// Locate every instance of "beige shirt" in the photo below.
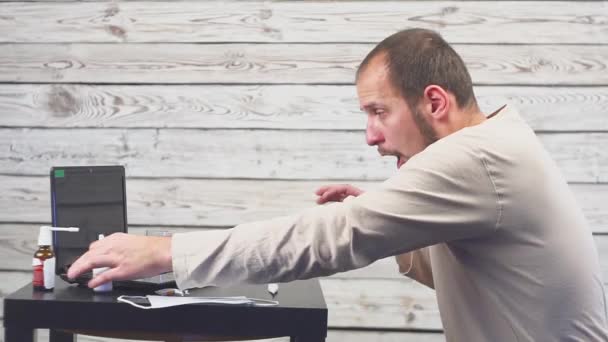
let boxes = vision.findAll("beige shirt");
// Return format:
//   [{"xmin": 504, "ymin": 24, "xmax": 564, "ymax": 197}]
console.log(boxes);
[{"xmin": 172, "ymin": 106, "xmax": 608, "ymax": 341}]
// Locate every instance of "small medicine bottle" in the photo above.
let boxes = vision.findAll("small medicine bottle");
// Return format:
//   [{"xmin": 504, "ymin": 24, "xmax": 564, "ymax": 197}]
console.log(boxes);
[
  {"xmin": 33, "ymin": 226, "xmax": 79, "ymax": 291},
  {"xmin": 32, "ymin": 242, "xmax": 55, "ymax": 291}
]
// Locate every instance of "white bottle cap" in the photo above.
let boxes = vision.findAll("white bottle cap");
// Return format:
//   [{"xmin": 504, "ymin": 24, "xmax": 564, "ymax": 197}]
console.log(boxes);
[{"xmin": 38, "ymin": 226, "xmax": 52, "ymax": 246}]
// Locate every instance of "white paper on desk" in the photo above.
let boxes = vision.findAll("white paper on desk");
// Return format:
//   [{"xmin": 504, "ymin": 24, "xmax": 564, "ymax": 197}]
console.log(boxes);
[{"xmin": 117, "ymin": 295, "xmax": 278, "ymax": 309}]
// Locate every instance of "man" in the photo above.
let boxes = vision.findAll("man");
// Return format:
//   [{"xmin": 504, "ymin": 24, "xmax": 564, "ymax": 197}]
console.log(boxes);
[{"xmin": 68, "ymin": 29, "xmax": 608, "ymax": 340}]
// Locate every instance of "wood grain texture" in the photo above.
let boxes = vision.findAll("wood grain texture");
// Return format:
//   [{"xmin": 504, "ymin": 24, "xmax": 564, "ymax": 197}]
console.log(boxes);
[
  {"xmin": 0, "ymin": 0, "xmax": 603, "ymax": 339},
  {"xmin": 323, "ymin": 278, "xmax": 440, "ymax": 329},
  {"xmin": 0, "ymin": 1, "xmax": 605, "ymax": 44},
  {"xmin": 1, "ymin": 44, "xmax": 606, "ymax": 85},
  {"xmin": 1, "ymin": 129, "xmax": 608, "ymax": 182},
  {"xmin": 327, "ymin": 330, "xmax": 445, "ymax": 342},
  {"xmin": 1, "ymin": 84, "xmax": 607, "ymax": 131},
  {"xmin": 1, "ymin": 177, "xmax": 607, "ymax": 231}
]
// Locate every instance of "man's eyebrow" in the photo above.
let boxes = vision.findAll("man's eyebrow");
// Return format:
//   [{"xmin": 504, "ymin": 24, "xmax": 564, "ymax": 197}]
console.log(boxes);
[{"xmin": 360, "ymin": 102, "xmax": 383, "ymax": 111}]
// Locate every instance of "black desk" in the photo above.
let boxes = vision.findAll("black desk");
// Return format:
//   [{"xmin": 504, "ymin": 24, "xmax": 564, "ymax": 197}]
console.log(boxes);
[{"xmin": 4, "ymin": 277, "xmax": 327, "ymax": 342}]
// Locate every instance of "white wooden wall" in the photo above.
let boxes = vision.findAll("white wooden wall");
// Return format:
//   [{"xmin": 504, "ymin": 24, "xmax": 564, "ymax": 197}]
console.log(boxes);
[{"xmin": 1, "ymin": 1, "xmax": 606, "ymax": 341}]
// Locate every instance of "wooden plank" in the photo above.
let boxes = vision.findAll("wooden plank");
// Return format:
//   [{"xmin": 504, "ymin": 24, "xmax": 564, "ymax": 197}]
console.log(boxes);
[
  {"xmin": 0, "ymin": 84, "xmax": 366, "ymax": 130},
  {"xmin": 1, "ymin": 84, "xmax": 607, "ymax": 132},
  {"xmin": 1, "ymin": 177, "xmax": 606, "ymax": 231},
  {"xmin": 0, "ymin": 2, "xmax": 605, "ymax": 44},
  {"xmin": 1, "ymin": 44, "xmax": 606, "ymax": 85},
  {"xmin": 326, "ymin": 330, "xmax": 445, "ymax": 342},
  {"xmin": 0, "ymin": 176, "xmax": 327, "ymax": 227},
  {"xmin": 322, "ymin": 278, "xmax": 440, "ymax": 329},
  {"xmin": 475, "ymin": 87, "xmax": 608, "ymax": 132},
  {"xmin": 0, "ymin": 327, "xmax": 446, "ymax": 342},
  {"xmin": 1, "ymin": 129, "xmax": 607, "ymax": 182}
]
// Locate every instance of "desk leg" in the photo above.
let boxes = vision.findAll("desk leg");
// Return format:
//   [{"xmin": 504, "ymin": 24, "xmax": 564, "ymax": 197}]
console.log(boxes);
[
  {"xmin": 5, "ymin": 326, "xmax": 36, "ymax": 342},
  {"xmin": 50, "ymin": 329, "xmax": 76, "ymax": 342}
]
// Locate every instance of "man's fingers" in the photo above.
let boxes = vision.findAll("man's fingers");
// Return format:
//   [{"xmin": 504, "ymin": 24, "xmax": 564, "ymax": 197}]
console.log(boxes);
[
  {"xmin": 67, "ymin": 254, "xmax": 115, "ymax": 279},
  {"xmin": 87, "ymin": 267, "xmax": 122, "ymax": 289},
  {"xmin": 88, "ymin": 240, "xmax": 98, "ymax": 250},
  {"xmin": 316, "ymin": 184, "xmax": 364, "ymax": 204},
  {"xmin": 342, "ymin": 185, "xmax": 361, "ymax": 196},
  {"xmin": 319, "ymin": 188, "xmax": 344, "ymax": 203},
  {"xmin": 67, "ymin": 253, "xmax": 92, "ymax": 279},
  {"xmin": 316, "ymin": 191, "xmax": 333, "ymax": 204},
  {"xmin": 315, "ymin": 185, "xmax": 331, "ymax": 196}
]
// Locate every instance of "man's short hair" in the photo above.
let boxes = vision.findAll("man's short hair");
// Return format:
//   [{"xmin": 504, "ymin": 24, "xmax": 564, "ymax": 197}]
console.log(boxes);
[{"xmin": 357, "ymin": 28, "xmax": 477, "ymax": 110}]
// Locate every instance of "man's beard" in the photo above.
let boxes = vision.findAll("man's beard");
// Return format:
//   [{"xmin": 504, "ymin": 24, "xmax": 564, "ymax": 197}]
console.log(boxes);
[{"xmin": 411, "ymin": 106, "xmax": 438, "ymax": 147}]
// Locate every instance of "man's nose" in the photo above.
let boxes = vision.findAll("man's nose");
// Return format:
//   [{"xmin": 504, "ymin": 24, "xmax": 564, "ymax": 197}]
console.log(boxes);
[{"xmin": 366, "ymin": 120, "xmax": 384, "ymax": 146}]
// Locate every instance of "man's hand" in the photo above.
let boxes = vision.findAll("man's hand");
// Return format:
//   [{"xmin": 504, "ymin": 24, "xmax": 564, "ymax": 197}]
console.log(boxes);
[
  {"xmin": 315, "ymin": 184, "xmax": 363, "ymax": 204},
  {"xmin": 67, "ymin": 233, "xmax": 173, "ymax": 289}
]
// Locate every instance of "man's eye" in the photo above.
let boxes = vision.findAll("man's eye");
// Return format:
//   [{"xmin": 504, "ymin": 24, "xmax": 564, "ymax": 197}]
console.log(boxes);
[{"xmin": 375, "ymin": 110, "xmax": 385, "ymax": 116}]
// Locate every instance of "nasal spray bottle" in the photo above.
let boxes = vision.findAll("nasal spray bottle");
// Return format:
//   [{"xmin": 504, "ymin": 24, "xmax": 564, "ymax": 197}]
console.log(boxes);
[{"xmin": 33, "ymin": 226, "xmax": 79, "ymax": 291}]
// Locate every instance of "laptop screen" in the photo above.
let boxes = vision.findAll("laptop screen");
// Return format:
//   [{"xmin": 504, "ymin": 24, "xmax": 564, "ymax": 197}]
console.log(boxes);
[{"xmin": 50, "ymin": 166, "xmax": 127, "ymax": 273}]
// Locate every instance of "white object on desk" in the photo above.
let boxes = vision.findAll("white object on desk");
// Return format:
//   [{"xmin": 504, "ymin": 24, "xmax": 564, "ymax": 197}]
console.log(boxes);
[
  {"xmin": 267, "ymin": 283, "xmax": 279, "ymax": 296},
  {"xmin": 93, "ymin": 234, "xmax": 113, "ymax": 292},
  {"xmin": 117, "ymin": 295, "xmax": 279, "ymax": 309}
]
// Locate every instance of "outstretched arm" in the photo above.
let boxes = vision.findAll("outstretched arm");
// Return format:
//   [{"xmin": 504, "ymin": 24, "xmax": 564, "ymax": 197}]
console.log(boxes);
[
  {"xmin": 68, "ymin": 233, "xmax": 172, "ymax": 289},
  {"xmin": 316, "ymin": 183, "xmax": 435, "ymax": 289},
  {"xmin": 70, "ymin": 142, "xmax": 498, "ymax": 290}
]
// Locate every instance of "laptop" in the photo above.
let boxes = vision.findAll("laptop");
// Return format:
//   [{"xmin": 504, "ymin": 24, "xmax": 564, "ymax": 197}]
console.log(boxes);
[{"xmin": 50, "ymin": 165, "xmax": 176, "ymax": 290}]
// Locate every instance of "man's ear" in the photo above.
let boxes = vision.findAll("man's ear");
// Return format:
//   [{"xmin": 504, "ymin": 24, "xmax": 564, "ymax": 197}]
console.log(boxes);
[{"xmin": 423, "ymin": 85, "xmax": 450, "ymax": 120}]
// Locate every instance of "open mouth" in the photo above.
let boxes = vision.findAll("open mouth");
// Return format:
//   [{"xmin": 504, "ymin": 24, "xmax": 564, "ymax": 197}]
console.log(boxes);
[
  {"xmin": 397, "ymin": 157, "xmax": 406, "ymax": 169},
  {"xmin": 378, "ymin": 148, "xmax": 408, "ymax": 169},
  {"xmin": 396, "ymin": 155, "xmax": 412, "ymax": 168}
]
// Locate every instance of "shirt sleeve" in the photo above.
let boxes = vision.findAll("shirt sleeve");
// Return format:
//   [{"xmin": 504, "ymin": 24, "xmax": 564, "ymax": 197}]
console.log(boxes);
[{"xmin": 172, "ymin": 139, "xmax": 501, "ymax": 290}]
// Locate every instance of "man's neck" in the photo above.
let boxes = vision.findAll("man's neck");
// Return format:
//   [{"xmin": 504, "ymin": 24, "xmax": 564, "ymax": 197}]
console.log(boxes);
[{"xmin": 436, "ymin": 107, "xmax": 487, "ymax": 139}]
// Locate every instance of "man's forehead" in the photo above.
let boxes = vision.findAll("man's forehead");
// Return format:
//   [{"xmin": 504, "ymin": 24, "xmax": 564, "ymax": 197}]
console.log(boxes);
[
  {"xmin": 357, "ymin": 69, "xmax": 400, "ymax": 108},
  {"xmin": 357, "ymin": 58, "xmax": 390, "ymax": 85}
]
